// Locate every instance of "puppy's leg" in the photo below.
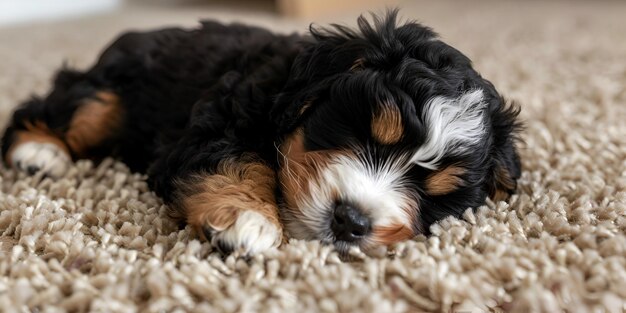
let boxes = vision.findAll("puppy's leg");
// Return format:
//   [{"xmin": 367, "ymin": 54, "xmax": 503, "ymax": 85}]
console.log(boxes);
[
  {"xmin": 149, "ymin": 124, "xmax": 283, "ymax": 256},
  {"xmin": 2, "ymin": 72, "xmax": 124, "ymax": 177},
  {"xmin": 174, "ymin": 156, "xmax": 282, "ymax": 255},
  {"xmin": 3, "ymin": 118, "xmax": 71, "ymax": 178}
]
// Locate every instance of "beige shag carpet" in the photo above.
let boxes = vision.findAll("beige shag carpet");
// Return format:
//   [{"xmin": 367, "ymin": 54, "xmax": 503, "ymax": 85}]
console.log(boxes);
[{"xmin": 1, "ymin": 1, "xmax": 625, "ymax": 312}]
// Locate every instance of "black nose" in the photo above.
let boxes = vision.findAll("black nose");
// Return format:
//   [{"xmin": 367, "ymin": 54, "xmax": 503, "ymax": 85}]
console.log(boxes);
[{"xmin": 331, "ymin": 202, "xmax": 371, "ymax": 242}]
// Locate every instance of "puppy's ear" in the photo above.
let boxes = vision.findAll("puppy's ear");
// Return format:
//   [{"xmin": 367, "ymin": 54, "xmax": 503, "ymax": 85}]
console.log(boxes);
[
  {"xmin": 272, "ymin": 17, "xmax": 386, "ymax": 134},
  {"xmin": 484, "ymin": 95, "xmax": 522, "ymax": 202},
  {"xmin": 271, "ymin": 38, "xmax": 353, "ymax": 134},
  {"xmin": 53, "ymin": 68, "xmax": 85, "ymax": 89}
]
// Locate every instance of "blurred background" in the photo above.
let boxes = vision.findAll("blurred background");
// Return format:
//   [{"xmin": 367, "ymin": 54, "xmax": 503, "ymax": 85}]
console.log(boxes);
[
  {"xmin": 0, "ymin": 0, "xmax": 404, "ymax": 27},
  {"xmin": 0, "ymin": 0, "xmax": 623, "ymax": 120}
]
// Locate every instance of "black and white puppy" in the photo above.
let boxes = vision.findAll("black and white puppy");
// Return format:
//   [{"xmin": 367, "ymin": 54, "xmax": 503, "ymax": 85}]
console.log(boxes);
[{"xmin": 1, "ymin": 11, "xmax": 521, "ymax": 256}]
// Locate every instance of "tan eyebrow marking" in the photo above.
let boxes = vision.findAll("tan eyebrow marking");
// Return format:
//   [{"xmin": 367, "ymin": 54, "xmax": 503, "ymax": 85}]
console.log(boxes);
[
  {"xmin": 371, "ymin": 102, "xmax": 404, "ymax": 145},
  {"xmin": 425, "ymin": 165, "xmax": 465, "ymax": 196}
]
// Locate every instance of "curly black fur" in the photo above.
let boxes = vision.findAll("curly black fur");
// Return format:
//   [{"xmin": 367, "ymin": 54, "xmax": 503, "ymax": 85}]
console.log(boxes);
[{"xmin": 1, "ymin": 10, "xmax": 521, "ymax": 240}]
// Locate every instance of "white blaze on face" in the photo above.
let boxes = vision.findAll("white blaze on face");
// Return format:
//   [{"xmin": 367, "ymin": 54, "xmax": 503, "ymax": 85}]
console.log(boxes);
[
  {"xmin": 284, "ymin": 89, "xmax": 488, "ymax": 243},
  {"xmin": 287, "ymin": 152, "xmax": 416, "ymax": 240},
  {"xmin": 411, "ymin": 89, "xmax": 487, "ymax": 170}
]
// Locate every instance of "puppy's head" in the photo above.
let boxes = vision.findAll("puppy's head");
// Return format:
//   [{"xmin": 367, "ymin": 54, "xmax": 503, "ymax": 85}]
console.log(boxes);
[{"xmin": 274, "ymin": 11, "xmax": 521, "ymax": 255}]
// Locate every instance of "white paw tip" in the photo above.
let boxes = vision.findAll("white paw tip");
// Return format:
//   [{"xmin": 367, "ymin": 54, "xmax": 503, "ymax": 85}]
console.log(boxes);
[
  {"xmin": 11, "ymin": 142, "xmax": 70, "ymax": 178},
  {"xmin": 212, "ymin": 210, "xmax": 281, "ymax": 255}
]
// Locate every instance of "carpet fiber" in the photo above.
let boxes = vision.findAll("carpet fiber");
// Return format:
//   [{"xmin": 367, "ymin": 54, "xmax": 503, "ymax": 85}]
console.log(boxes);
[{"xmin": 1, "ymin": 1, "xmax": 625, "ymax": 312}]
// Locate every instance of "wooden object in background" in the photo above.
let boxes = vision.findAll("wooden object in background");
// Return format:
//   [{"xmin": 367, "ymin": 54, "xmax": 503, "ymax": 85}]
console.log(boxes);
[{"xmin": 276, "ymin": 0, "xmax": 397, "ymax": 18}]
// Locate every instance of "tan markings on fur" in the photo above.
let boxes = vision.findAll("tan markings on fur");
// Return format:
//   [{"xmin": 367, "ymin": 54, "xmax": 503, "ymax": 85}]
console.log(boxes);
[
  {"xmin": 371, "ymin": 103, "xmax": 403, "ymax": 145},
  {"xmin": 280, "ymin": 128, "xmax": 306, "ymax": 158},
  {"xmin": 372, "ymin": 224, "xmax": 415, "ymax": 245},
  {"xmin": 372, "ymin": 200, "xmax": 420, "ymax": 245},
  {"xmin": 5, "ymin": 121, "xmax": 69, "ymax": 164},
  {"xmin": 491, "ymin": 165, "xmax": 515, "ymax": 202},
  {"xmin": 350, "ymin": 58, "xmax": 365, "ymax": 71},
  {"xmin": 278, "ymin": 129, "xmax": 311, "ymax": 210},
  {"xmin": 65, "ymin": 91, "xmax": 123, "ymax": 157},
  {"xmin": 425, "ymin": 165, "xmax": 466, "ymax": 196},
  {"xmin": 179, "ymin": 157, "xmax": 282, "ymax": 240},
  {"xmin": 278, "ymin": 129, "xmax": 337, "ymax": 216}
]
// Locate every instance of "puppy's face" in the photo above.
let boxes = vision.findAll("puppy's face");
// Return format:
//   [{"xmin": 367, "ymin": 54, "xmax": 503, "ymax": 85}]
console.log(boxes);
[{"xmin": 275, "ymin": 13, "xmax": 521, "ymax": 255}]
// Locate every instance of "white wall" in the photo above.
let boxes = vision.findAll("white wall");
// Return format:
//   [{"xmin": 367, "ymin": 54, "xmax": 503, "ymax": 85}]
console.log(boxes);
[{"xmin": 0, "ymin": 0, "xmax": 122, "ymax": 27}]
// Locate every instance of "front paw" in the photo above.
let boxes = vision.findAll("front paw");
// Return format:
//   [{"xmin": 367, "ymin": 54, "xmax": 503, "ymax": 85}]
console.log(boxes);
[
  {"xmin": 200, "ymin": 210, "xmax": 282, "ymax": 256},
  {"xmin": 10, "ymin": 141, "xmax": 71, "ymax": 178}
]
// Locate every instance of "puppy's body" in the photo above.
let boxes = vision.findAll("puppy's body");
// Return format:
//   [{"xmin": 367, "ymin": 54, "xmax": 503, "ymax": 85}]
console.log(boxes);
[
  {"xmin": 3, "ymin": 21, "xmax": 299, "ymax": 175},
  {"xmin": 1, "ymin": 12, "xmax": 521, "ymax": 256}
]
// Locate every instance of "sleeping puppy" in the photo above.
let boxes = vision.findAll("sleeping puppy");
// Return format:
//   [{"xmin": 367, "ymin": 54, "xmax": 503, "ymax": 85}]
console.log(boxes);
[{"xmin": 1, "ymin": 10, "xmax": 521, "ymax": 256}]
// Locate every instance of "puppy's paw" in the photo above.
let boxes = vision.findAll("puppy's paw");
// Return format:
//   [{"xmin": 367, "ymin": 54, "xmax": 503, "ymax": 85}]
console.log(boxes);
[
  {"xmin": 203, "ymin": 210, "xmax": 282, "ymax": 256},
  {"xmin": 10, "ymin": 142, "xmax": 71, "ymax": 178}
]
